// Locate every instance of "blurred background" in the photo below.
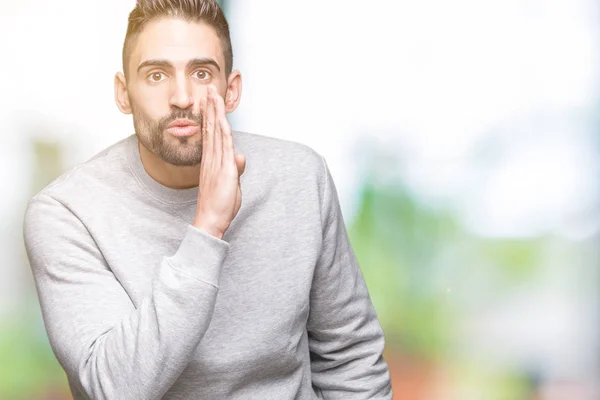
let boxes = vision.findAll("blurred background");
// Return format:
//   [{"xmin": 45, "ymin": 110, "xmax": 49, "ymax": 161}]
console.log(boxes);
[{"xmin": 1, "ymin": 0, "xmax": 600, "ymax": 399}]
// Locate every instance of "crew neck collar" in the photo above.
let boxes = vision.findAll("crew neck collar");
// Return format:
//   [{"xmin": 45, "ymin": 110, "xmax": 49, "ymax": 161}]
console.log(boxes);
[{"xmin": 125, "ymin": 134, "xmax": 199, "ymax": 205}]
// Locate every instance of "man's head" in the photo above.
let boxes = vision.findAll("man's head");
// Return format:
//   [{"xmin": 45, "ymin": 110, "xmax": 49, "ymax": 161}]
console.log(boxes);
[{"xmin": 114, "ymin": 0, "xmax": 242, "ymax": 167}]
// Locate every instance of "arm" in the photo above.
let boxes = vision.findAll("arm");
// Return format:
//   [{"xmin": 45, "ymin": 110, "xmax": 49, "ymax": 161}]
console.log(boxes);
[
  {"xmin": 23, "ymin": 194, "xmax": 229, "ymax": 400},
  {"xmin": 307, "ymin": 156, "xmax": 393, "ymax": 399}
]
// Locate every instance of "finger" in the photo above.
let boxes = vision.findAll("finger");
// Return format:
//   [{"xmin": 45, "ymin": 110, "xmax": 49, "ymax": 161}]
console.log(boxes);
[
  {"xmin": 215, "ymin": 90, "xmax": 234, "ymax": 168},
  {"xmin": 208, "ymin": 86, "xmax": 222, "ymax": 168},
  {"xmin": 205, "ymin": 86, "xmax": 218, "ymax": 168},
  {"xmin": 235, "ymin": 153, "xmax": 246, "ymax": 177},
  {"xmin": 201, "ymin": 90, "xmax": 212, "ymax": 167}
]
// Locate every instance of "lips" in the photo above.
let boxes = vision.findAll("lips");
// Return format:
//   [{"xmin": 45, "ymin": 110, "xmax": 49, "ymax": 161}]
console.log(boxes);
[{"xmin": 166, "ymin": 119, "xmax": 200, "ymax": 137}]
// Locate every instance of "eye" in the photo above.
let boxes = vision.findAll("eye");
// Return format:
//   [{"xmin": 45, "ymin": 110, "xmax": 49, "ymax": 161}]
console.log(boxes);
[
  {"xmin": 194, "ymin": 70, "xmax": 211, "ymax": 81},
  {"xmin": 148, "ymin": 72, "xmax": 166, "ymax": 83}
]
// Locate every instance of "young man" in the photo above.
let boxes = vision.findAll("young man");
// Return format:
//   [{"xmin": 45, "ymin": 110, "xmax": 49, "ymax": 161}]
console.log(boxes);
[{"xmin": 23, "ymin": 1, "xmax": 393, "ymax": 398}]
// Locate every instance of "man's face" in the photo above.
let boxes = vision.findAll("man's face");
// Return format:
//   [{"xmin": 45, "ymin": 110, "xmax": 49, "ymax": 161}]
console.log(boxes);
[{"xmin": 125, "ymin": 18, "xmax": 229, "ymax": 166}]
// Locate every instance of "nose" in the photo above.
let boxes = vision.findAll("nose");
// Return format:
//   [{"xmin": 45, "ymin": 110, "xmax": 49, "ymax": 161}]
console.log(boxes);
[{"xmin": 169, "ymin": 74, "xmax": 193, "ymax": 109}]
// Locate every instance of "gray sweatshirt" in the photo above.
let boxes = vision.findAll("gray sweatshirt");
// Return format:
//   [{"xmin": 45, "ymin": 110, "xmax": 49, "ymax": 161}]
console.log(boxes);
[{"xmin": 23, "ymin": 132, "xmax": 393, "ymax": 400}]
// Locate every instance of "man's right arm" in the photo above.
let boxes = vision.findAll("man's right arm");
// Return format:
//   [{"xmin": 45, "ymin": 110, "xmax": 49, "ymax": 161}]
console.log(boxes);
[{"xmin": 23, "ymin": 193, "xmax": 228, "ymax": 400}]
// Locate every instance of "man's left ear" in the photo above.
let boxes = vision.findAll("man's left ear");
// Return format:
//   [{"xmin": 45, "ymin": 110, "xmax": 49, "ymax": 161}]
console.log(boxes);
[{"xmin": 225, "ymin": 70, "xmax": 242, "ymax": 113}]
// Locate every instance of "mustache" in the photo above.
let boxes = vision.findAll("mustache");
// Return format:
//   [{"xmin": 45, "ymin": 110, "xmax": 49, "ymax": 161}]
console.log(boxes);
[{"xmin": 158, "ymin": 109, "xmax": 204, "ymax": 129}]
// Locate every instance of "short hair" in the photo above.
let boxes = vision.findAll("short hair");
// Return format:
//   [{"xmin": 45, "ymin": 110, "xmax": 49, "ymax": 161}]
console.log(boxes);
[{"xmin": 122, "ymin": 0, "xmax": 233, "ymax": 78}]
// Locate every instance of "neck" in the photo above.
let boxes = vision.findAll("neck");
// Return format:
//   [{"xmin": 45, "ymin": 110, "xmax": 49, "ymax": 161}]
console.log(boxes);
[{"xmin": 138, "ymin": 141, "xmax": 200, "ymax": 189}]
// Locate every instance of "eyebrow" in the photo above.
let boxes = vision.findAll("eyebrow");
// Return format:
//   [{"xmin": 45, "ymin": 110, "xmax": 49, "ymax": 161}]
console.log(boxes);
[{"xmin": 137, "ymin": 57, "xmax": 221, "ymax": 73}]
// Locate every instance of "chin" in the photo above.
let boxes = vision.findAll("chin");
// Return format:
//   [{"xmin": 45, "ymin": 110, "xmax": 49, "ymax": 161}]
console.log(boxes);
[{"xmin": 159, "ymin": 141, "xmax": 202, "ymax": 167}]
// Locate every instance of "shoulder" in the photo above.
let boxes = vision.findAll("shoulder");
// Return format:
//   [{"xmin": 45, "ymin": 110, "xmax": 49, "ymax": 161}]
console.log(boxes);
[
  {"xmin": 30, "ymin": 135, "xmax": 134, "ymax": 205},
  {"xmin": 233, "ymin": 130, "xmax": 328, "ymax": 183},
  {"xmin": 24, "ymin": 135, "xmax": 135, "ymax": 238}
]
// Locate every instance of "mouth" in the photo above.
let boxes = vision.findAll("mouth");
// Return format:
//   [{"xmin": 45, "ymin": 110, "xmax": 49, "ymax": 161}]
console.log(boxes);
[{"xmin": 166, "ymin": 119, "xmax": 200, "ymax": 137}]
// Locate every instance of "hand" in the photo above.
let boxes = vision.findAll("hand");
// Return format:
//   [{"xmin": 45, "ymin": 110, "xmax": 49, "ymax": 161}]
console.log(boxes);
[{"xmin": 193, "ymin": 85, "xmax": 246, "ymax": 239}]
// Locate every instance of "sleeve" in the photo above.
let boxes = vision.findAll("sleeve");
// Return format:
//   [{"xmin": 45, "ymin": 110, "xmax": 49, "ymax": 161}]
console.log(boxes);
[
  {"xmin": 23, "ymin": 194, "xmax": 229, "ymax": 400},
  {"xmin": 307, "ymin": 156, "xmax": 393, "ymax": 399}
]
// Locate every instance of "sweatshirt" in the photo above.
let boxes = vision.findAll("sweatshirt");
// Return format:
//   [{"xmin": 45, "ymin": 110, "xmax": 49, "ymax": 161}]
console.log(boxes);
[{"xmin": 23, "ymin": 131, "xmax": 393, "ymax": 400}]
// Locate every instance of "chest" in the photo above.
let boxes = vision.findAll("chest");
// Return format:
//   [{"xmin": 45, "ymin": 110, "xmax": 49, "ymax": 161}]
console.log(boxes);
[{"xmin": 87, "ymin": 196, "xmax": 321, "ymax": 372}]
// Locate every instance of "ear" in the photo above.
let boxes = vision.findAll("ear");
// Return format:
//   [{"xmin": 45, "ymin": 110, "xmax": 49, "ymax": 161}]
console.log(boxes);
[
  {"xmin": 114, "ymin": 72, "xmax": 132, "ymax": 115},
  {"xmin": 224, "ymin": 70, "xmax": 242, "ymax": 114}
]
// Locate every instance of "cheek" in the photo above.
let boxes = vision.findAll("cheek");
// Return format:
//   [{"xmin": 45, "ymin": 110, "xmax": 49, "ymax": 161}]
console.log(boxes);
[
  {"xmin": 133, "ymin": 87, "xmax": 171, "ymax": 119},
  {"xmin": 191, "ymin": 84, "xmax": 211, "ymax": 104}
]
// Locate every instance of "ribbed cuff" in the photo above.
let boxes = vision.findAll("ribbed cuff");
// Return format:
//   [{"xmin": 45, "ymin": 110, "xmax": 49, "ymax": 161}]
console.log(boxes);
[{"xmin": 166, "ymin": 225, "xmax": 231, "ymax": 287}]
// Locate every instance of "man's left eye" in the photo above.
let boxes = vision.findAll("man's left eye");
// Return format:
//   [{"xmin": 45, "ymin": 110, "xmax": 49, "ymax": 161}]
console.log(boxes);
[{"xmin": 194, "ymin": 70, "xmax": 211, "ymax": 80}]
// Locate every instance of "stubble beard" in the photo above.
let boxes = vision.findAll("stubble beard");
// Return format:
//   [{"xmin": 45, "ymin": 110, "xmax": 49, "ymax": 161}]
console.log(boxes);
[{"xmin": 132, "ymin": 104, "xmax": 204, "ymax": 167}]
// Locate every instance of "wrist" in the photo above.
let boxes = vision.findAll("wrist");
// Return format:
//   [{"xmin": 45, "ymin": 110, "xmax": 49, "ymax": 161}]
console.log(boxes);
[{"xmin": 192, "ymin": 216, "xmax": 225, "ymax": 240}]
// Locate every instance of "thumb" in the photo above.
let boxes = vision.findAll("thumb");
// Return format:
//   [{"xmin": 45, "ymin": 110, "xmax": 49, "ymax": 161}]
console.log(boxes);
[{"xmin": 235, "ymin": 153, "xmax": 246, "ymax": 176}]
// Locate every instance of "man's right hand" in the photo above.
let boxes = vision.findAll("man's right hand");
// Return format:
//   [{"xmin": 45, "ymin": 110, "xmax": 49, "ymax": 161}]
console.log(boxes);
[{"xmin": 193, "ymin": 85, "xmax": 246, "ymax": 240}]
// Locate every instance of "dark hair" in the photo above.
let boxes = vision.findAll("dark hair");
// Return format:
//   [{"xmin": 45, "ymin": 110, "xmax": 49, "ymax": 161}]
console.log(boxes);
[{"xmin": 122, "ymin": 0, "xmax": 233, "ymax": 78}]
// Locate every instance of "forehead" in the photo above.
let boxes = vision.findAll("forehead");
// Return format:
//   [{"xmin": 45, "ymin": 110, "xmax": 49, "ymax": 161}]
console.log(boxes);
[{"xmin": 131, "ymin": 18, "xmax": 224, "ymax": 69}]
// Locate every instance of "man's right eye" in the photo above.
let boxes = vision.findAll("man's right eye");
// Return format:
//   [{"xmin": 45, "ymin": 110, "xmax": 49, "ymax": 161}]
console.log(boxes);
[{"xmin": 148, "ymin": 72, "xmax": 166, "ymax": 82}]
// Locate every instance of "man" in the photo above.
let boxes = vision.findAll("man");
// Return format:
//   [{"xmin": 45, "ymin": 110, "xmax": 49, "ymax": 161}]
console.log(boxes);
[{"xmin": 23, "ymin": 0, "xmax": 393, "ymax": 398}]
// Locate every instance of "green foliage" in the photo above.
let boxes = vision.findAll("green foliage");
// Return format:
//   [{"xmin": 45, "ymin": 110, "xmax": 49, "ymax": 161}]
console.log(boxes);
[
  {"xmin": 348, "ymin": 178, "xmax": 545, "ymax": 361},
  {"xmin": 349, "ymin": 182, "xmax": 459, "ymax": 358},
  {"xmin": 0, "ymin": 313, "xmax": 67, "ymax": 399}
]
